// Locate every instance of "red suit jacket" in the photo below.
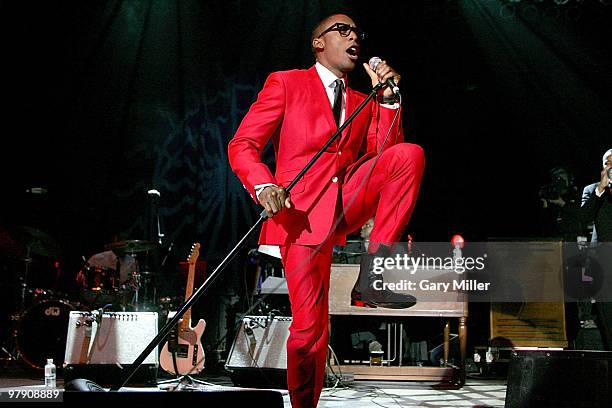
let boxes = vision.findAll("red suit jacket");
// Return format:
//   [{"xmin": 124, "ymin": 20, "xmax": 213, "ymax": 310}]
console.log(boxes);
[{"xmin": 228, "ymin": 65, "xmax": 403, "ymax": 246}]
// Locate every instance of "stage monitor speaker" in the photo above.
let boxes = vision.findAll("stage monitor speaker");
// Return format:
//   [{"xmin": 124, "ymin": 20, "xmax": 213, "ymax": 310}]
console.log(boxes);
[
  {"xmin": 505, "ymin": 349, "xmax": 612, "ymax": 408},
  {"xmin": 63, "ymin": 311, "xmax": 159, "ymax": 386},
  {"xmin": 63, "ymin": 390, "xmax": 284, "ymax": 405},
  {"xmin": 225, "ymin": 315, "xmax": 291, "ymax": 389}
]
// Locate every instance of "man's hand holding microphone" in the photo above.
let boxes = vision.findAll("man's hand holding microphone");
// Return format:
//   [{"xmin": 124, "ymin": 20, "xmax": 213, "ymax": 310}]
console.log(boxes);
[{"xmin": 597, "ymin": 165, "xmax": 612, "ymax": 195}]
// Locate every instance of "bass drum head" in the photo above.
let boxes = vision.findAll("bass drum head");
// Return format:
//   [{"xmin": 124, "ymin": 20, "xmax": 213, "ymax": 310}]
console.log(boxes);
[{"xmin": 16, "ymin": 299, "xmax": 77, "ymax": 369}]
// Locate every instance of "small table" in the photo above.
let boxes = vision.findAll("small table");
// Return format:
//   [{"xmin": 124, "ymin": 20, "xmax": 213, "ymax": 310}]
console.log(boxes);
[{"xmin": 328, "ymin": 264, "xmax": 468, "ymax": 385}]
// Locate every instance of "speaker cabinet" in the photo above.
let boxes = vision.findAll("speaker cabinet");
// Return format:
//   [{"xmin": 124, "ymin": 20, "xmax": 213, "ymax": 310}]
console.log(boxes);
[
  {"xmin": 63, "ymin": 311, "xmax": 159, "ymax": 385},
  {"xmin": 63, "ymin": 389, "xmax": 284, "ymax": 406},
  {"xmin": 225, "ymin": 315, "xmax": 291, "ymax": 389},
  {"xmin": 505, "ymin": 350, "xmax": 612, "ymax": 408}
]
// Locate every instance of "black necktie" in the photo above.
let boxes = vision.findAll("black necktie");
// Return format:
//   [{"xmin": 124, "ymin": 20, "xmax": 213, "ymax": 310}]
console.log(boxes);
[{"xmin": 332, "ymin": 79, "xmax": 343, "ymax": 127}]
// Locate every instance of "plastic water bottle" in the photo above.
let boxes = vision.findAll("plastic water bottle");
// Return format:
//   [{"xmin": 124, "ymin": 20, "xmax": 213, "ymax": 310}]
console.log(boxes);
[{"xmin": 44, "ymin": 359, "xmax": 56, "ymax": 388}]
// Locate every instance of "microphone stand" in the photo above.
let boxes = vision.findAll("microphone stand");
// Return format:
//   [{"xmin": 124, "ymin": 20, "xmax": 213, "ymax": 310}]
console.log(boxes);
[{"xmin": 109, "ymin": 82, "xmax": 386, "ymax": 391}]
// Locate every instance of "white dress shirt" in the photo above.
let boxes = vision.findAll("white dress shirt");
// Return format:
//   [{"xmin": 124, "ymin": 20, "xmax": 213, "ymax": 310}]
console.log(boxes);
[{"xmin": 315, "ymin": 62, "xmax": 347, "ymax": 126}]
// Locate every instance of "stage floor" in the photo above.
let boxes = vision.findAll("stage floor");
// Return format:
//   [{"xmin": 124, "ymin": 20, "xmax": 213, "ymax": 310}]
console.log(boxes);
[{"xmin": 0, "ymin": 367, "xmax": 506, "ymax": 407}]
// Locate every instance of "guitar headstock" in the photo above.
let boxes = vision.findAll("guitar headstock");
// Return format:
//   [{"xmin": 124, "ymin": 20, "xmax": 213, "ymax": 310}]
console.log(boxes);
[{"xmin": 187, "ymin": 243, "xmax": 201, "ymax": 265}]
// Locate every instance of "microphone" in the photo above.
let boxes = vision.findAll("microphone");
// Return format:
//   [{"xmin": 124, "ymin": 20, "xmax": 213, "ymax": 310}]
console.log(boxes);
[
  {"xmin": 245, "ymin": 320, "xmax": 257, "ymax": 348},
  {"xmin": 368, "ymin": 57, "xmax": 400, "ymax": 95},
  {"xmin": 147, "ymin": 189, "xmax": 164, "ymax": 244},
  {"xmin": 607, "ymin": 167, "xmax": 612, "ymax": 187}
]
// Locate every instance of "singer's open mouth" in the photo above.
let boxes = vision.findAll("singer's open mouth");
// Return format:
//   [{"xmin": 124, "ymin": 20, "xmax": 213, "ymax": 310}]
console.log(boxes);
[{"xmin": 346, "ymin": 46, "xmax": 359, "ymax": 60}]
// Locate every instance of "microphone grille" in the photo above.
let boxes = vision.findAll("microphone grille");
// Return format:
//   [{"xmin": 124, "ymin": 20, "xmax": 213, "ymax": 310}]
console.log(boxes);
[{"xmin": 368, "ymin": 56, "xmax": 382, "ymax": 71}]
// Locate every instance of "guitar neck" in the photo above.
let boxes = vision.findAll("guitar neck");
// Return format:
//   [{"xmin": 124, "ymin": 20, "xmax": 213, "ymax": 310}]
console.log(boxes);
[
  {"xmin": 180, "ymin": 265, "xmax": 195, "ymax": 330},
  {"xmin": 180, "ymin": 244, "xmax": 199, "ymax": 331}
]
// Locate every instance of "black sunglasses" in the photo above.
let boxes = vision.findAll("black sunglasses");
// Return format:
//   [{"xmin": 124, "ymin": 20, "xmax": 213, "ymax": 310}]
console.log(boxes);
[{"xmin": 317, "ymin": 22, "xmax": 366, "ymax": 41}]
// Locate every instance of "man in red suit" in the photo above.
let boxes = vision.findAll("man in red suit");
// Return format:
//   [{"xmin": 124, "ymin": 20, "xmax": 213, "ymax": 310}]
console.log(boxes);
[{"xmin": 228, "ymin": 13, "xmax": 425, "ymax": 408}]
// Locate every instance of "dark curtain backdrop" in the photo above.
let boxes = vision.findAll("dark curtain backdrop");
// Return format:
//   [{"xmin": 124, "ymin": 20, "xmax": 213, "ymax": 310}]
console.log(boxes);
[{"xmin": 2, "ymin": 0, "xmax": 612, "ymax": 354}]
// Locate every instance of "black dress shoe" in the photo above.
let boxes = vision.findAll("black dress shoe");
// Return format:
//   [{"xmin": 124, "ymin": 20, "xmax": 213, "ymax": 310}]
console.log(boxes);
[{"xmin": 350, "ymin": 245, "xmax": 416, "ymax": 309}]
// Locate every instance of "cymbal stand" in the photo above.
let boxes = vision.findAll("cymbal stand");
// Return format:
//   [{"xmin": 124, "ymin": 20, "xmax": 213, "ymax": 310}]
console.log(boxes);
[
  {"xmin": 130, "ymin": 251, "xmax": 141, "ymax": 310},
  {"xmin": 138, "ymin": 273, "xmax": 156, "ymax": 311},
  {"xmin": 128, "ymin": 250, "xmax": 158, "ymax": 312},
  {"xmin": 1, "ymin": 246, "xmax": 32, "ymax": 363},
  {"xmin": 0, "ymin": 312, "xmax": 20, "ymax": 362},
  {"xmin": 19, "ymin": 246, "xmax": 32, "ymax": 313}
]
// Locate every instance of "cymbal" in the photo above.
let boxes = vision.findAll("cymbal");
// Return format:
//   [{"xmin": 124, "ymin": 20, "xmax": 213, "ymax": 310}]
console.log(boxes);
[
  {"xmin": 137, "ymin": 271, "xmax": 157, "ymax": 276},
  {"xmin": 106, "ymin": 240, "xmax": 158, "ymax": 255},
  {"xmin": 9, "ymin": 226, "xmax": 61, "ymax": 258},
  {"xmin": 0, "ymin": 225, "xmax": 25, "ymax": 258}
]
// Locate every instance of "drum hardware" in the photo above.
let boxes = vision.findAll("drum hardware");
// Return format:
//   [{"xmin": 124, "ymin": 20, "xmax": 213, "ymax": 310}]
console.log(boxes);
[
  {"xmin": 105, "ymin": 240, "xmax": 158, "ymax": 256},
  {"xmin": 0, "ymin": 318, "xmax": 20, "ymax": 362},
  {"xmin": 1, "ymin": 280, "xmax": 65, "ymax": 365},
  {"xmin": 1, "ymin": 246, "xmax": 38, "ymax": 364},
  {"xmin": 85, "ymin": 239, "xmax": 160, "ymax": 312},
  {"xmin": 131, "ymin": 269, "xmax": 141, "ymax": 309},
  {"xmin": 77, "ymin": 258, "xmax": 121, "ymax": 310},
  {"xmin": 127, "ymin": 268, "xmax": 159, "ymax": 312},
  {"xmin": 0, "ymin": 288, "xmax": 65, "ymax": 361},
  {"xmin": 77, "ymin": 248, "xmax": 147, "ymax": 312},
  {"xmin": 2, "ymin": 225, "xmax": 64, "ymax": 314},
  {"xmin": 0, "ymin": 346, "xmax": 18, "ymax": 362},
  {"xmin": 19, "ymin": 247, "xmax": 33, "ymax": 314},
  {"xmin": 125, "ymin": 249, "xmax": 158, "ymax": 312},
  {"xmin": 0, "ymin": 226, "xmax": 73, "ymax": 369}
]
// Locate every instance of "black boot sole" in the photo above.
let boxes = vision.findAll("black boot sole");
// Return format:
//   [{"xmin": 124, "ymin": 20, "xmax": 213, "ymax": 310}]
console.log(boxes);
[{"xmin": 351, "ymin": 296, "xmax": 417, "ymax": 309}]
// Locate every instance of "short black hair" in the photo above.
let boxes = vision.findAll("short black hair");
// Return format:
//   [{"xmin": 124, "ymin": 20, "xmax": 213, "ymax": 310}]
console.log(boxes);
[{"xmin": 310, "ymin": 13, "xmax": 357, "ymax": 56}]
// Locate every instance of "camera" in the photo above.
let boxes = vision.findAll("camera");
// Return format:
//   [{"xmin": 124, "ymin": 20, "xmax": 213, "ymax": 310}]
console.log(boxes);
[
  {"xmin": 540, "ymin": 168, "xmax": 572, "ymax": 200},
  {"xmin": 539, "ymin": 181, "xmax": 566, "ymax": 200}
]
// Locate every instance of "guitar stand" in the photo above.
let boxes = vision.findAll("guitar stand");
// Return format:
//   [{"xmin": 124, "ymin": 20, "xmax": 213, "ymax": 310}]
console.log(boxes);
[
  {"xmin": 157, "ymin": 374, "xmax": 212, "ymax": 389},
  {"xmin": 157, "ymin": 335, "xmax": 209, "ymax": 389}
]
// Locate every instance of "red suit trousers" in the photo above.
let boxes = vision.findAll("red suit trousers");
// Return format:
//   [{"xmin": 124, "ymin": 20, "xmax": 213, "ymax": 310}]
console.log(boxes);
[{"xmin": 280, "ymin": 143, "xmax": 425, "ymax": 408}]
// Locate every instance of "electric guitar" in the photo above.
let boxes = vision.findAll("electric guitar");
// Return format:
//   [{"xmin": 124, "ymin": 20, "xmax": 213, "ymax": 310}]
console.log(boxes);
[{"xmin": 160, "ymin": 243, "xmax": 206, "ymax": 375}]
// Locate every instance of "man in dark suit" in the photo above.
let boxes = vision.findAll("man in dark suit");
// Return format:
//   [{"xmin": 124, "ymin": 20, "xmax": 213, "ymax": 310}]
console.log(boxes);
[
  {"xmin": 581, "ymin": 148, "xmax": 612, "ymax": 349},
  {"xmin": 582, "ymin": 149, "xmax": 612, "ymax": 242}
]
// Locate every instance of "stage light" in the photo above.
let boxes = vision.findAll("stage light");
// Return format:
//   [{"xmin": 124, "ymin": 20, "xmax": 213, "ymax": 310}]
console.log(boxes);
[{"xmin": 451, "ymin": 234, "xmax": 465, "ymax": 249}]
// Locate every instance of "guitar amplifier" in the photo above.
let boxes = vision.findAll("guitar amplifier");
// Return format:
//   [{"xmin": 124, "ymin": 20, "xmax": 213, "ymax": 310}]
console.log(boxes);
[
  {"xmin": 225, "ymin": 315, "xmax": 291, "ymax": 389},
  {"xmin": 64, "ymin": 311, "xmax": 159, "ymax": 386}
]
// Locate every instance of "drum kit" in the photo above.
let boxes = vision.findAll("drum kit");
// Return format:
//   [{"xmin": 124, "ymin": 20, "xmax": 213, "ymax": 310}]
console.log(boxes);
[
  {"xmin": 77, "ymin": 239, "xmax": 160, "ymax": 312},
  {"xmin": 0, "ymin": 226, "xmax": 163, "ymax": 370}
]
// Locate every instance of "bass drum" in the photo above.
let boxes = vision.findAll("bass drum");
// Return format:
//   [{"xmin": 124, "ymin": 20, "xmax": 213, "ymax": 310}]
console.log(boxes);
[{"xmin": 16, "ymin": 299, "xmax": 78, "ymax": 369}]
